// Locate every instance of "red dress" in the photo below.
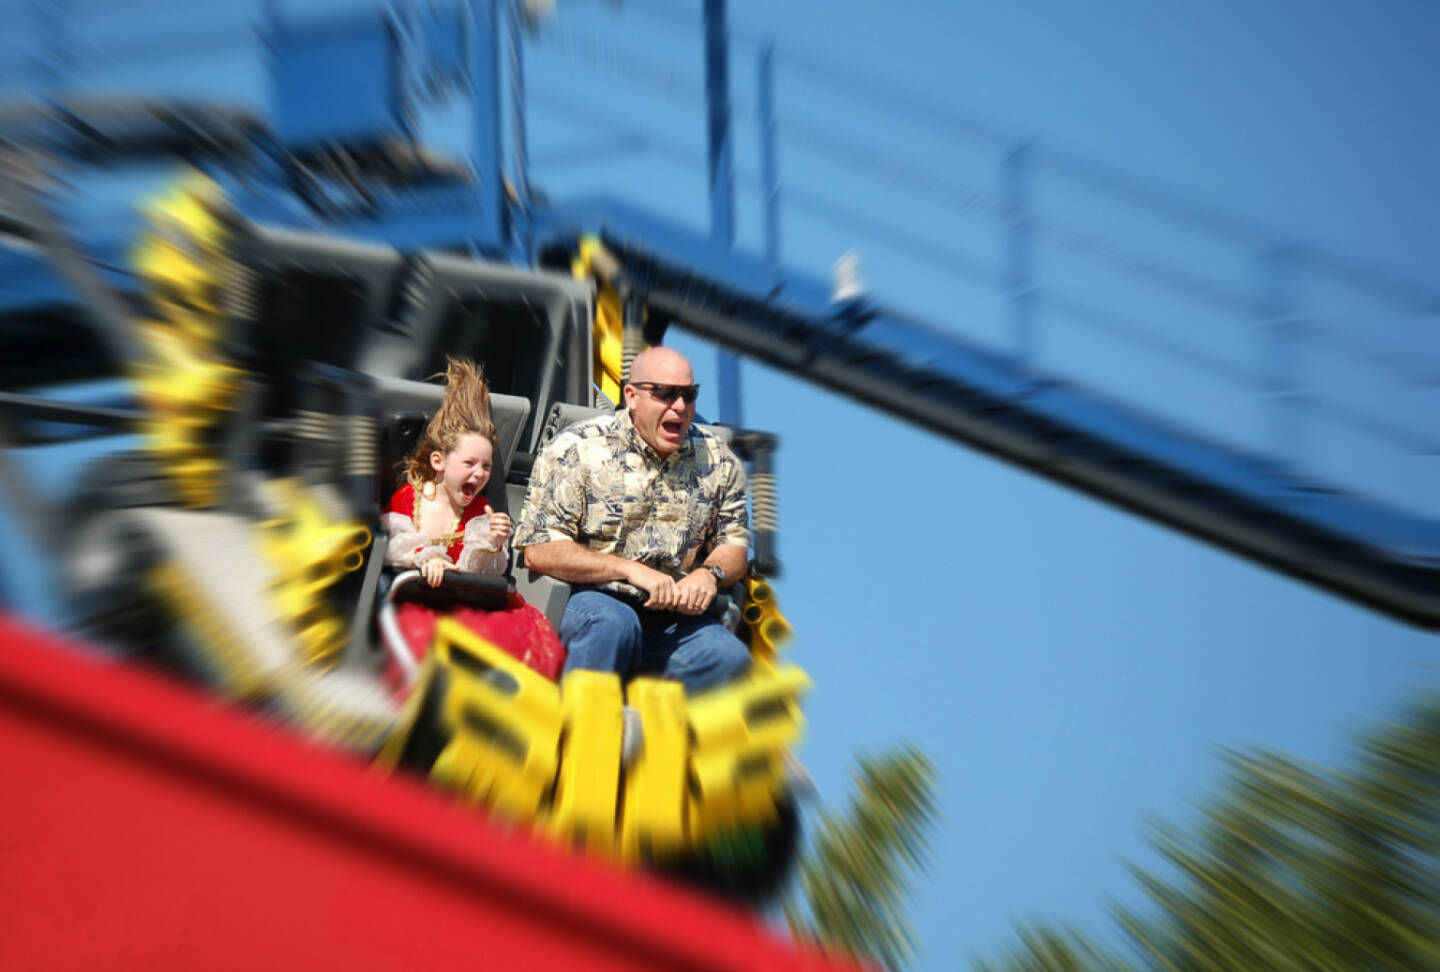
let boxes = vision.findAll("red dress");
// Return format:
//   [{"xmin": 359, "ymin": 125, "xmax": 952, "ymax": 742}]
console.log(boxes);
[{"xmin": 383, "ymin": 483, "xmax": 565, "ymax": 685}]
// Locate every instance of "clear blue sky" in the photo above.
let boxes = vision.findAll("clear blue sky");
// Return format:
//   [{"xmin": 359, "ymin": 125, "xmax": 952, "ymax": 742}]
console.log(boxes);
[
  {"xmin": 521, "ymin": 1, "xmax": 1439, "ymax": 965},
  {"xmin": 15, "ymin": 1, "xmax": 1437, "ymax": 967}
]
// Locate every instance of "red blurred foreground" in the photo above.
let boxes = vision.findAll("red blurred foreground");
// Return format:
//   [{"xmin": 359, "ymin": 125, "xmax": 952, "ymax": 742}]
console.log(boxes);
[{"xmin": 0, "ymin": 614, "xmax": 865, "ymax": 972}]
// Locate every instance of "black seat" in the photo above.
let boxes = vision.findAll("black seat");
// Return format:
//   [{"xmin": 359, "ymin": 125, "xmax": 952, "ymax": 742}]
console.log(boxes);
[{"xmin": 372, "ymin": 376, "xmax": 533, "ymax": 515}]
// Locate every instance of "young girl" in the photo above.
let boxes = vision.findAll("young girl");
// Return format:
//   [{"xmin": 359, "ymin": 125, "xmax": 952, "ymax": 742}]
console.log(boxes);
[{"xmin": 383, "ymin": 358, "xmax": 564, "ymax": 682}]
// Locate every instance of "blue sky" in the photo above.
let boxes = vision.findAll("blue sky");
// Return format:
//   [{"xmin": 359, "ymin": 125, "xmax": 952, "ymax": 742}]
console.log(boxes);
[
  {"xmin": 8, "ymin": 0, "xmax": 1437, "ymax": 967},
  {"xmin": 520, "ymin": 0, "xmax": 1440, "ymax": 965}
]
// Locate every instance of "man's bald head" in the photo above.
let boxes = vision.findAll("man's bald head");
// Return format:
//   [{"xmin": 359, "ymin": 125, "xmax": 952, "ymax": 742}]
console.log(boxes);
[{"xmin": 628, "ymin": 346, "xmax": 694, "ymax": 386}]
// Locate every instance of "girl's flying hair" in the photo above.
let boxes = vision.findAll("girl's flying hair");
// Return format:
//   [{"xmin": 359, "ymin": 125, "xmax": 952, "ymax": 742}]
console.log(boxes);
[{"xmin": 403, "ymin": 357, "xmax": 498, "ymax": 486}]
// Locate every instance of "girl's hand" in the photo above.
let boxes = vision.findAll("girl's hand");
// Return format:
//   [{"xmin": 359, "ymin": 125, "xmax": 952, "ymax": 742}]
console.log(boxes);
[
  {"xmin": 422, "ymin": 556, "xmax": 454, "ymax": 587},
  {"xmin": 489, "ymin": 512, "xmax": 512, "ymax": 547}
]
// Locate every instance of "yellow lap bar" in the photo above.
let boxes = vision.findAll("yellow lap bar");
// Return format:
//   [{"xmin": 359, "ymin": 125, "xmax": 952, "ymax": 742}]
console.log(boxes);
[
  {"xmin": 549, "ymin": 670, "xmax": 624, "ymax": 854},
  {"xmin": 620, "ymin": 678, "xmax": 688, "ymax": 861}
]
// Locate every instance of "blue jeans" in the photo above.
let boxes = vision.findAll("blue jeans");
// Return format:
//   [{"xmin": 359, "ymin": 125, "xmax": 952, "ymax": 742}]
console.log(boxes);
[{"xmin": 560, "ymin": 590, "xmax": 751, "ymax": 694}]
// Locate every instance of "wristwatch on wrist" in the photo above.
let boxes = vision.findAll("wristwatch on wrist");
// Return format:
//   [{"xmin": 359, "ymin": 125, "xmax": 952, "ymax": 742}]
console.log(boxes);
[{"xmin": 703, "ymin": 564, "xmax": 726, "ymax": 585}]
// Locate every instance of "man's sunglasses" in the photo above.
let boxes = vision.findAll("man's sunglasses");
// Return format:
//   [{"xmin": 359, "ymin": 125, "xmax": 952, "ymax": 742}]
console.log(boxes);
[{"xmin": 631, "ymin": 381, "xmax": 700, "ymax": 405}]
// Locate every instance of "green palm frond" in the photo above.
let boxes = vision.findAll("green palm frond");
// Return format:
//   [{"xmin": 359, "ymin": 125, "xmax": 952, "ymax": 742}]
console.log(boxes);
[
  {"xmin": 977, "ymin": 691, "xmax": 1440, "ymax": 971},
  {"xmin": 783, "ymin": 745, "xmax": 939, "ymax": 971}
]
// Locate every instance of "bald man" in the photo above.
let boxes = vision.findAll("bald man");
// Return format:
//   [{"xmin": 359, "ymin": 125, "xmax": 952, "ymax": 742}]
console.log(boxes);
[{"xmin": 514, "ymin": 348, "xmax": 751, "ymax": 693}]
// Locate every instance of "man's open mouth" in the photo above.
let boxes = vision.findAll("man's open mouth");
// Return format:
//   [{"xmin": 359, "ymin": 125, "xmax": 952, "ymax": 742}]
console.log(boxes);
[{"xmin": 661, "ymin": 419, "xmax": 684, "ymax": 437}]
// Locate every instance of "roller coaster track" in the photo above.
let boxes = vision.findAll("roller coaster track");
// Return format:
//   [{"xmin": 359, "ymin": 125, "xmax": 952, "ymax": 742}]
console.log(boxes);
[{"xmin": 532, "ymin": 197, "xmax": 1440, "ymax": 628}]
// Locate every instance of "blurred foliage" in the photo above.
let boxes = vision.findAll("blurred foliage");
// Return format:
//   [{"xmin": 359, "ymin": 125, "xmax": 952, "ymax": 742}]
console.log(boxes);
[
  {"xmin": 781, "ymin": 745, "xmax": 939, "ymax": 971},
  {"xmin": 976, "ymin": 692, "xmax": 1440, "ymax": 971}
]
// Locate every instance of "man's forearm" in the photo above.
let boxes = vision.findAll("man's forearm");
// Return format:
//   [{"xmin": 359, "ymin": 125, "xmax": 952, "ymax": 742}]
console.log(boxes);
[
  {"xmin": 694, "ymin": 545, "xmax": 748, "ymax": 586},
  {"xmin": 522, "ymin": 539, "xmax": 637, "ymax": 585}
]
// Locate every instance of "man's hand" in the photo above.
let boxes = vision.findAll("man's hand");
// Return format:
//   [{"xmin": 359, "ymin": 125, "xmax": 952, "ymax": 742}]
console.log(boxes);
[
  {"xmin": 488, "ymin": 512, "xmax": 512, "ymax": 548},
  {"xmin": 627, "ymin": 562, "xmax": 682, "ymax": 611},
  {"xmin": 421, "ymin": 556, "xmax": 456, "ymax": 587},
  {"xmin": 675, "ymin": 568, "xmax": 718, "ymax": 616}
]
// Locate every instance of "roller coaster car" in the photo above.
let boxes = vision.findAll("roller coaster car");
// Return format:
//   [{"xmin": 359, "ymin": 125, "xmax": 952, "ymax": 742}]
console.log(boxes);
[
  {"xmin": 50, "ymin": 176, "xmax": 810, "ymax": 904},
  {"xmin": 372, "ymin": 407, "xmax": 807, "ymax": 901}
]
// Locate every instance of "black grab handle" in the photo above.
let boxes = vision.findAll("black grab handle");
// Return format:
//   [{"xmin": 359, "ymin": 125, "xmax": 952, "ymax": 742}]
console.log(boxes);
[
  {"xmin": 394, "ymin": 570, "xmax": 512, "ymax": 610},
  {"xmin": 606, "ymin": 582, "xmax": 734, "ymax": 622}
]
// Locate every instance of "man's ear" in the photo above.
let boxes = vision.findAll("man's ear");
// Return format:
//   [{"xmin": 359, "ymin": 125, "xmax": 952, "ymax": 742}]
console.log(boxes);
[
  {"xmin": 621, "ymin": 383, "xmax": 636, "ymax": 407},
  {"xmin": 429, "ymin": 450, "xmax": 445, "ymax": 473}
]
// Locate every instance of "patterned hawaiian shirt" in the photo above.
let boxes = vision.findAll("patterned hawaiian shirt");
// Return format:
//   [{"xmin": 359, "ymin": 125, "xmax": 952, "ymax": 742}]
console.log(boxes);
[{"xmin": 514, "ymin": 408, "xmax": 749, "ymax": 586}]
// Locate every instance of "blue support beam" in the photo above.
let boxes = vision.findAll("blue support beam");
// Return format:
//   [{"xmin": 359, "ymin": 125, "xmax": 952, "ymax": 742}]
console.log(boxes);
[
  {"xmin": 270, "ymin": 7, "xmax": 409, "ymax": 153},
  {"xmin": 704, "ymin": 0, "xmax": 736, "ymax": 247},
  {"xmin": 758, "ymin": 43, "xmax": 780, "ymax": 268},
  {"xmin": 704, "ymin": 0, "xmax": 741, "ymax": 425},
  {"xmin": 468, "ymin": 0, "xmax": 506, "ymax": 256},
  {"xmin": 505, "ymin": 0, "xmax": 531, "ymax": 265}
]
